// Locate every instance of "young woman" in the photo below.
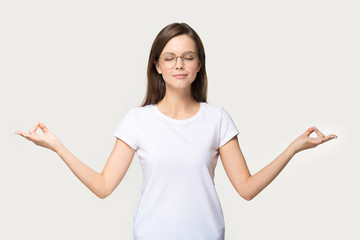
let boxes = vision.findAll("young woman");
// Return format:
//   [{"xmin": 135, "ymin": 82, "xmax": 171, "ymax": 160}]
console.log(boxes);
[{"xmin": 15, "ymin": 22, "xmax": 337, "ymax": 240}]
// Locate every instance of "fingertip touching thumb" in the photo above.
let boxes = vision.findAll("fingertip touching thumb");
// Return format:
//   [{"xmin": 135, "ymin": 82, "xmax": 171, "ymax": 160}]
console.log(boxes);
[{"xmin": 38, "ymin": 121, "xmax": 47, "ymax": 130}]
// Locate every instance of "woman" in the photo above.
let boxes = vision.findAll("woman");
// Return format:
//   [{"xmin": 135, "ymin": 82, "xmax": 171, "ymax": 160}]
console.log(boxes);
[{"xmin": 15, "ymin": 22, "xmax": 337, "ymax": 240}]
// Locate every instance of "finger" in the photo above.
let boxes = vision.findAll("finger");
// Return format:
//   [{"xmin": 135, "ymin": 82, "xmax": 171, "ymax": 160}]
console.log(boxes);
[
  {"xmin": 322, "ymin": 134, "xmax": 338, "ymax": 143},
  {"xmin": 314, "ymin": 127, "xmax": 325, "ymax": 138},
  {"xmin": 38, "ymin": 121, "xmax": 49, "ymax": 133},
  {"xmin": 304, "ymin": 126, "xmax": 316, "ymax": 137},
  {"xmin": 29, "ymin": 122, "xmax": 40, "ymax": 135},
  {"xmin": 313, "ymin": 134, "xmax": 338, "ymax": 146},
  {"xmin": 15, "ymin": 130, "xmax": 29, "ymax": 138},
  {"xmin": 15, "ymin": 130, "xmax": 33, "ymax": 141}
]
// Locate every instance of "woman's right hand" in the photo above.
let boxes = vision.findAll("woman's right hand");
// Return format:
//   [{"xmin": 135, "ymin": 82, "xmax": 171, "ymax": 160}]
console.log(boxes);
[{"xmin": 15, "ymin": 121, "xmax": 63, "ymax": 153}]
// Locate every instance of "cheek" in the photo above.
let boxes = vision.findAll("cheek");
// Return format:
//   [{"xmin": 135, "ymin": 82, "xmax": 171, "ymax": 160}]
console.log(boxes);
[
  {"xmin": 161, "ymin": 68, "xmax": 172, "ymax": 76},
  {"xmin": 191, "ymin": 65, "xmax": 201, "ymax": 74},
  {"xmin": 192, "ymin": 62, "xmax": 201, "ymax": 73}
]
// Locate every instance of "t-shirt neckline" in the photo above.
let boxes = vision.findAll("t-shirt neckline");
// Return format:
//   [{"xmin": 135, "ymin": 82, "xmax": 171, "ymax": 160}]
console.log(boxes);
[{"xmin": 154, "ymin": 102, "xmax": 204, "ymax": 124}]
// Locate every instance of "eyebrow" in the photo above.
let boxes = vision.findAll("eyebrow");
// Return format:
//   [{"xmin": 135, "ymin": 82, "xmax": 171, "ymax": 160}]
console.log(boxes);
[{"xmin": 162, "ymin": 51, "xmax": 196, "ymax": 55}]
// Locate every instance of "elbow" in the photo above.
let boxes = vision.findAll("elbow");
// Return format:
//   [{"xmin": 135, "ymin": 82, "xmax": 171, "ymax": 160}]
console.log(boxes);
[
  {"xmin": 239, "ymin": 190, "xmax": 256, "ymax": 201},
  {"xmin": 96, "ymin": 177, "xmax": 111, "ymax": 199},
  {"xmin": 96, "ymin": 189, "xmax": 111, "ymax": 199},
  {"xmin": 236, "ymin": 188, "xmax": 253, "ymax": 201},
  {"xmin": 243, "ymin": 195, "xmax": 254, "ymax": 201},
  {"xmin": 98, "ymin": 194, "xmax": 108, "ymax": 199},
  {"xmin": 237, "ymin": 180, "xmax": 257, "ymax": 201},
  {"xmin": 241, "ymin": 193, "xmax": 254, "ymax": 201}
]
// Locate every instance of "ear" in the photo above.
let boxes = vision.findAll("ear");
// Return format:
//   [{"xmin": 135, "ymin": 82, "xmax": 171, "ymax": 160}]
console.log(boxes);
[
  {"xmin": 155, "ymin": 61, "xmax": 162, "ymax": 74},
  {"xmin": 197, "ymin": 61, "xmax": 201, "ymax": 72}
]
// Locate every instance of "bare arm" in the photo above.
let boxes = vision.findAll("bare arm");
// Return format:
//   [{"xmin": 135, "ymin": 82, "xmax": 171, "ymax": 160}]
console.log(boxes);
[
  {"xmin": 219, "ymin": 126, "xmax": 337, "ymax": 201},
  {"xmin": 15, "ymin": 121, "xmax": 135, "ymax": 199}
]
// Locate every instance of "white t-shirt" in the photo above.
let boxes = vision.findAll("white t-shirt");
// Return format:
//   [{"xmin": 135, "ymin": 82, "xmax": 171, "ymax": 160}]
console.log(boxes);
[{"xmin": 113, "ymin": 102, "xmax": 239, "ymax": 240}]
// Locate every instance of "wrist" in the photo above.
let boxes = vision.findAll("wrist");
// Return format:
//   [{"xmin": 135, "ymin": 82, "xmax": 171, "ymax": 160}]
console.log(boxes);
[
  {"xmin": 286, "ymin": 143, "xmax": 297, "ymax": 157},
  {"xmin": 54, "ymin": 142, "xmax": 66, "ymax": 155}
]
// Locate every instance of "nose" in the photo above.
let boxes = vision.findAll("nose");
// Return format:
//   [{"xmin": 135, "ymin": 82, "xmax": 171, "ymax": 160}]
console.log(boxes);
[{"xmin": 175, "ymin": 56, "xmax": 185, "ymax": 69}]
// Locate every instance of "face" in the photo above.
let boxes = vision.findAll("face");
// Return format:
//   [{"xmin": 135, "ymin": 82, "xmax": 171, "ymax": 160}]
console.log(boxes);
[{"xmin": 156, "ymin": 34, "xmax": 201, "ymax": 92}]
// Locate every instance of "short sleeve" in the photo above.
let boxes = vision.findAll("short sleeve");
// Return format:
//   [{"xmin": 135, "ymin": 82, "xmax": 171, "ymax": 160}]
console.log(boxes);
[
  {"xmin": 218, "ymin": 107, "xmax": 239, "ymax": 149},
  {"xmin": 113, "ymin": 108, "xmax": 138, "ymax": 150}
]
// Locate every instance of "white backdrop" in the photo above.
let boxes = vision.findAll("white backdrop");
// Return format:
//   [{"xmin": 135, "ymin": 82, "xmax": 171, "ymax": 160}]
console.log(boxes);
[{"xmin": 1, "ymin": 0, "xmax": 359, "ymax": 239}]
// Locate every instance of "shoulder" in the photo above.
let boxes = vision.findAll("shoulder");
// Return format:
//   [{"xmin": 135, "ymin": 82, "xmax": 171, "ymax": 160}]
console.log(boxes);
[
  {"xmin": 202, "ymin": 101, "xmax": 222, "ymax": 111},
  {"xmin": 202, "ymin": 102, "xmax": 226, "ymax": 116},
  {"xmin": 202, "ymin": 102, "xmax": 237, "ymax": 127},
  {"xmin": 126, "ymin": 104, "xmax": 155, "ymax": 118}
]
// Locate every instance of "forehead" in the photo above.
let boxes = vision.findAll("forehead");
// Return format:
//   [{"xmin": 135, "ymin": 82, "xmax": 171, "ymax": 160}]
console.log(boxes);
[{"xmin": 161, "ymin": 34, "xmax": 197, "ymax": 54}]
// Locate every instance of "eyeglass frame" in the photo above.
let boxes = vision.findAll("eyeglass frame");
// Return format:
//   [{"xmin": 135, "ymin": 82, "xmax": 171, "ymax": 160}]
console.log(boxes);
[{"xmin": 158, "ymin": 51, "xmax": 200, "ymax": 68}]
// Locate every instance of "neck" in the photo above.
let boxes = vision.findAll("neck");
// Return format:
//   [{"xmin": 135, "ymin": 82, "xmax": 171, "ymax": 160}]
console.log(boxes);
[{"xmin": 157, "ymin": 87, "xmax": 198, "ymax": 114}]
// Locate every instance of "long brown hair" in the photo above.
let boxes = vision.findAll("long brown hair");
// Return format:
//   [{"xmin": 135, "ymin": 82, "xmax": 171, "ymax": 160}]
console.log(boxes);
[{"xmin": 140, "ymin": 23, "xmax": 207, "ymax": 107}]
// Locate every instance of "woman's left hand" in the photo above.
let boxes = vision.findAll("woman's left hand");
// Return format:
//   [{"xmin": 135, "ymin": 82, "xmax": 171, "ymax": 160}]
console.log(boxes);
[{"xmin": 289, "ymin": 126, "xmax": 337, "ymax": 155}]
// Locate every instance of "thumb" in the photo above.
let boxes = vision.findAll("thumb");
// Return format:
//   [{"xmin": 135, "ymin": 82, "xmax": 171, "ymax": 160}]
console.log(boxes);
[
  {"xmin": 38, "ymin": 121, "xmax": 49, "ymax": 133},
  {"xmin": 304, "ymin": 126, "xmax": 316, "ymax": 137}
]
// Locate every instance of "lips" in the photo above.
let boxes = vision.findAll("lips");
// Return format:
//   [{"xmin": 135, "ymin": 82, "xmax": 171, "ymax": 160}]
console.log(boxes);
[{"xmin": 173, "ymin": 74, "xmax": 188, "ymax": 79}]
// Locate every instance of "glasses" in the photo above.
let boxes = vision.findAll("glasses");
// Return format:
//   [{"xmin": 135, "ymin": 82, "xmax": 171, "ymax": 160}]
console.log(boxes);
[{"xmin": 158, "ymin": 51, "xmax": 199, "ymax": 68}]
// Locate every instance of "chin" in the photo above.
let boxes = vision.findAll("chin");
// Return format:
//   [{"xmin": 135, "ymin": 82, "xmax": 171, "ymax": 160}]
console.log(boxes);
[{"xmin": 167, "ymin": 81, "xmax": 193, "ymax": 89}]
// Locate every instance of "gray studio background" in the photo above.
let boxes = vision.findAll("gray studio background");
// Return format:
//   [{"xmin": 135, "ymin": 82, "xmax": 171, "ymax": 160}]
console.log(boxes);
[{"xmin": 1, "ymin": 0, "xmax": 359, "ymax": 239}]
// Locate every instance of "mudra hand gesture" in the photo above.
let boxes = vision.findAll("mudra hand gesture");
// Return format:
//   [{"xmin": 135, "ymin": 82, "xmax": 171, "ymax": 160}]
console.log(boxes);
[
  {"xmin": 289, "ymin": 126, "xmax": 337, "ymax": 155},
  {"xmin": 15, "ymin": 121, "xmax": 63, "ymax": 153}
]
